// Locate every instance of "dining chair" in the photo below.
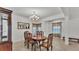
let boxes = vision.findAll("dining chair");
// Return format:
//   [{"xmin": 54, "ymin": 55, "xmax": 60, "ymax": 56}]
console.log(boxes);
[
  {"xmin": 24, "ymin": 31, "xmax": 34, "ymax": 50},
  {"xmin": 36, "ymin": 31, "xmax": 44, "ymax": 36},
  {"xmin": 24, "ymin": 31, "xmax": 29, "ymax": 47},
  {"xmin": 36, "ymin": 31, "xmax": 40, "ymax": 36},
  {"xmin": 40, "ymin": 31, "xmax": 44, "ymax": 36},
  {"xmin": 40, "ymin": 33, "xmax": 53, "ymax": 51},
  {"xmin": 27, "ymin": 32, "xmax": 35, "ymax": 50},
  {"xmin": 36, "ymin": 31, "xmax": 44, "ymax": 46}
]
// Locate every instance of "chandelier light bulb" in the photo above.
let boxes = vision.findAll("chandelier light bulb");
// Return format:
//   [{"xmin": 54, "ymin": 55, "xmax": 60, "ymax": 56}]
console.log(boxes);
[{"xmin": 30, "ymin": 10, "xmax": 39, "ymax": 20}]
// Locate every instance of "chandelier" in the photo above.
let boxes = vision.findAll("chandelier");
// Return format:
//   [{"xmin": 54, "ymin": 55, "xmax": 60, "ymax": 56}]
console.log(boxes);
[{"xmin": 30, "ymin": 11, "xmax": 39, "ymax": 20}]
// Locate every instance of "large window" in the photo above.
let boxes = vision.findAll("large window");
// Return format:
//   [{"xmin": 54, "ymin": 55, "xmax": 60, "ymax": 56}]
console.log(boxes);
[
  {"xmin": 32, "ymin": 23, "xmax": 41, "ymax": 36},
  {"xmin": 52, "ymin": 22, "xmax": 61, "ymax": 37},
  {"xmin": 53, "ymin": 26, "xmax": 61, "ymax": 34}
]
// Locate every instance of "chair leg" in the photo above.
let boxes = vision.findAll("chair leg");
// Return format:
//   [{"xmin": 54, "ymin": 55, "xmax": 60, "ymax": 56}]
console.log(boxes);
[
  {"xmin": 27, "ymin": 40, "xmax": 30, "ymax": 49},
  {"xmin": 38, "ymin": 41, "xmax": 40, "ymax": 48},
  {"xmin": 27, "ymin": 43, "xmax": 29, "ymax": 49},
  {"xmin": 51, "ymin": 46, "xmax": 53, "ymax": 51},
  {"xmin": 24, "ymin": 40, "xmax": 27, "ymax": 46},
  {"xmin": 24, "ymin": 41, "xmax": 26, "ymax": 46},
  {"xmin": 40, "ymin": 45, "xmax": 41, "ymax": 51},
  {"xmin": 47, "ymin": 48, "xmax": 49, "ymax": 51},
  {"xmin": 34, "ymin": 44, "xmax": 36, "ymax": 51},
  {"xmin": 31, "ymin": 44, "xmax": 34, "ymax": 51}
]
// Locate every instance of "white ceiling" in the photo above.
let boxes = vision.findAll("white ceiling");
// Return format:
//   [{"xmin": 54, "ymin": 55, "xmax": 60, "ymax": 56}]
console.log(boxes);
[
  {"xmin": 9, "ymin": 7, "xmax": 61, "ymax": 19},
  {"xmin": 7, "ymin": 7, "xmax": 79, "ymax": 20},
  {"xmin": 61, "ymin": 7, "xmax": 79, "ymax": 19}
]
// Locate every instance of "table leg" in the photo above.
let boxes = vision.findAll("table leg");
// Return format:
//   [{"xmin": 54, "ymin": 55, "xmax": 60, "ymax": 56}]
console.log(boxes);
[
  {"xmin": 33, "ymin": 41, "xmax": 38, "ymax": 51},
  {"xmin": 38, "ymin": 41, "xmax": 40, "ymax": 48}
]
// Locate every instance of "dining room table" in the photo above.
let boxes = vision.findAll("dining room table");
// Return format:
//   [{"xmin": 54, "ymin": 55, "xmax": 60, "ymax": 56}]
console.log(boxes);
[{"xmin": 32, "ymin": 35, "xmax": 46, "ymax": 50}]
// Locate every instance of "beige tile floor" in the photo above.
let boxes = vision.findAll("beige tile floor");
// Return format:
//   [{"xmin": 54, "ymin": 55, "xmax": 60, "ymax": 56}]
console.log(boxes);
[{"xmin": 13, "ymin": 37, "xmax": 79, "ymax": 51}]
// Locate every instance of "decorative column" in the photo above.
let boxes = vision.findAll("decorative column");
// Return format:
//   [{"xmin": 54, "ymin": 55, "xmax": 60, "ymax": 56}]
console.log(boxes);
[{"xmin": 64, "ymin": 17, "xmax": 69, "ymax": 45}]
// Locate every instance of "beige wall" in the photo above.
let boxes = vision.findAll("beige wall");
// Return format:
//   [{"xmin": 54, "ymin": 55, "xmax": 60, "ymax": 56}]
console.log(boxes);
[{"xmin": 12, "ymin": 13, "xmax": 32, "ymax": 43}]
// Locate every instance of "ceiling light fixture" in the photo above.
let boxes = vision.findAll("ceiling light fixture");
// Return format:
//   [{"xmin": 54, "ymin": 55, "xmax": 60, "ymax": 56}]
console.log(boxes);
[{"xmin": 30, "ymin": 11, "xmax": 39, "ymax": 20}]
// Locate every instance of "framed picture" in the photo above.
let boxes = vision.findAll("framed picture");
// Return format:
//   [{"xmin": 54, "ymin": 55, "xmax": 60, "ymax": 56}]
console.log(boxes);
[{"xmin": 17, "ymin": 22, "xmax": 30, "ymax": 29}]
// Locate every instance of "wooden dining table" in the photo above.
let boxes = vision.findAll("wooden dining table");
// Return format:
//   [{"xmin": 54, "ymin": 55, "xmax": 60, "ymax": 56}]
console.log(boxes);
[
  {"xmin": 32, "ymin": 35, "xmax": 46, "ymax": 50},
  {"xmin": 32, "ymin": 36, "xmax": 46, "ymax": 41}
]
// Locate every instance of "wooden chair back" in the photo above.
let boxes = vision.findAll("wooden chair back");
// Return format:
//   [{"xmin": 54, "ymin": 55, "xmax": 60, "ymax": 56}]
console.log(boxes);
[
  {"xmin": 27, "ymin": 32, "xmax": 32, "ymax": 41},
  {"xmin": 40, "ymin": 31, "xmax": 44, "ymax": 36},
  {"xmin": 24, "ymin": 31, "xmax": 29, "ymax": 46},
  {"xmin": 36, "ymin": 31, "xmax": 44, "ymax": 36},
  {"xmin": 47, "ymin": 33, "xmax": 53, "ymax": 46},
  {"xmin": 24, "ymin": 31, "xmax": 29, "ymax": 39}
]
